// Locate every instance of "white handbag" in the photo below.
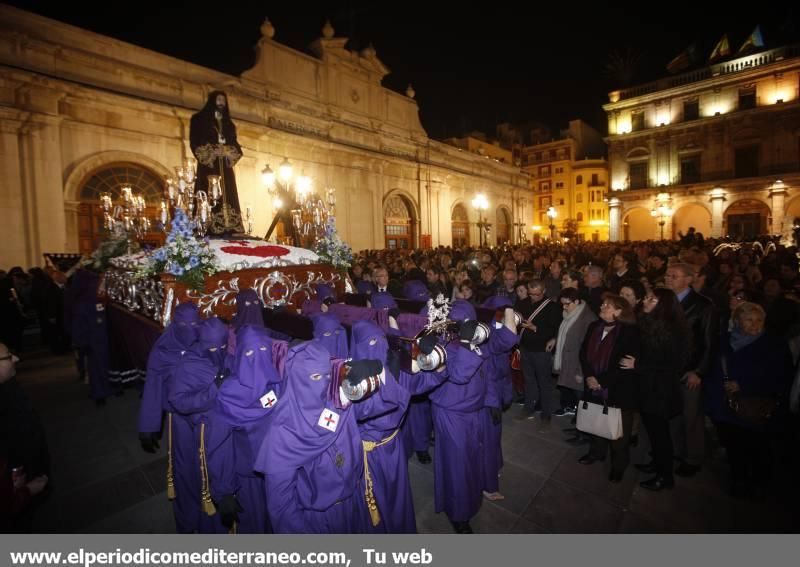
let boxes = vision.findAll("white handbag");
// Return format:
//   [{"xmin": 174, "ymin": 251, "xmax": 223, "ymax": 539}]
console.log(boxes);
[{"xmin": 576, "ymin": 396, "xmax": 623, "ymax": 440}]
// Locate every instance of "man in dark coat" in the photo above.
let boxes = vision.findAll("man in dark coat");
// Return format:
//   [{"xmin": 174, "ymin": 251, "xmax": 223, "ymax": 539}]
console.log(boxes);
[{"xmin": 665, "ymin": 262, "xmax": 718, "ymax": 477}]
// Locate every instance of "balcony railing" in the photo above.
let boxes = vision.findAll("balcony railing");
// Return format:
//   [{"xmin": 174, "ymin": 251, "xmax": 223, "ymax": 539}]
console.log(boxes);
[{"xmin": 613, "ymin": 44, "xmax": 800, "ymax": 102}]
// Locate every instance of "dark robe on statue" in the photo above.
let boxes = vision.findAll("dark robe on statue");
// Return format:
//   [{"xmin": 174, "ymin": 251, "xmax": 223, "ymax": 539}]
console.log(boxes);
[
  {"xmin": 254, "ymin": 341, "xmax": 363, "ymax": 534},
  {"xmin": 213, "ymin": 325, "xmax": 286, "ymax": 533},
  {"xmin": 168, "ymin": 317, "xmax": 230, "ymax": 534},
  {"xmin": 349, "ymin": 321, "xmax": 414, "ymax": 533},
  {"xmin": 190, "ymin": 91, "xmax": 243, "ymax": 231}
]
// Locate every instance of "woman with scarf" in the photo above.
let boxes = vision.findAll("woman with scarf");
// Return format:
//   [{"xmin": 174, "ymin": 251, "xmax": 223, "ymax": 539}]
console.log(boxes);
[
  {"xmin": 577, "ymin": 294, "xmax": 640, "ymax": 483},
  {"xmin": 623, "ymin": 288, "xmax": 689, "ymax": 491},
  {"xmin": 550, "ymin": 288, "xmax": 597, "ymax": 418},
  {"xmin": 704, "ymin": 302, "xmax": 793, "ymax": 498},
  {"xmin": 349, "ymin": 320, "xmax": 413, "ymax": 532}
]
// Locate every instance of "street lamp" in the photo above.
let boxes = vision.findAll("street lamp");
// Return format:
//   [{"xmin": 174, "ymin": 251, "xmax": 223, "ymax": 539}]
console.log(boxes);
[
  {"xmin": 261, "ymin": 157, "xmax": 335, "ymax": 247},
  {"xmin": 546, "ymin": 206, "xmax": 557, "ymax": 240},
  {"xmin": 650, "ymin": 193, "xmax": 674, "ymax": 240},
  {"xmin": 471, "ymin": 193, "xmax": 490, "ymax": 248}
]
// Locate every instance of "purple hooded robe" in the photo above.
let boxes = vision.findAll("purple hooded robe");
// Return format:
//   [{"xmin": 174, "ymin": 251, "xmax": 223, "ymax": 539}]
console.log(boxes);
[
  {"xmin": 211, "ymin": 325, "xmax": 285, "ymax": 533},
  {"xmin": 429, "ymin": 300, "xmax": 518, "ymax": 523},
  {"xmin": 349, "ymin": 321, "xmax": 414, "ymax": 533},
  {"xmin": 68, "ymin": 269, "xmax": 112, "ymax": 401},
  {"xmin": 137, "ymin": 303, "xmax": 201, "ymax": 533},
  {"xmin": 253, "ymin": 341, "xmax": 363, "ymax": 533},
  {"xmin": 168, "ymin": 317, "xmax": 231, "ymax": 533}
]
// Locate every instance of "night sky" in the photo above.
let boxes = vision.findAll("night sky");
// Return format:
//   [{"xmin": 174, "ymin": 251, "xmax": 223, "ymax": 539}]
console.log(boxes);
[{"xmin": 5, "ymin": 1, "xmax": 800, "ymax": 140}]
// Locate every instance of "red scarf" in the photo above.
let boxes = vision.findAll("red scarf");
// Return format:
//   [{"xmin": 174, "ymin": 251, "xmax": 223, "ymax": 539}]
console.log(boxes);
[{"xmin": 586, "ymin": 321, "xmax": 622, "ymax": 376}]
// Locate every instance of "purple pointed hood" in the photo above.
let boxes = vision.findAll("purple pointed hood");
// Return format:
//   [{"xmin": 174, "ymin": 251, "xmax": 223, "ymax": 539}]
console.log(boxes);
[
  {"xmin": 350, "ymin": 320, "xmax": 389, "ymax": 366},
  {"xmin": 231, "ymin": 289, "xmax": 264, "ymax": 331},
  {"xmin": 449, "ymin": 299, "xmax": 476, "ymax": 322},
  {"xmin": 370, "ymin": 292, "xmax": 397, "ymax": 310},
  {"xmin": 311, "ymin": 313, "xmax": 349, "ymax": 359},
  {"xmin": 403, "ymin": 280, "xmax": 430, "ymax": 301},
  {"xmin": 218, "ymin": 325, "xmax": 281, "ymax": 424},
  {"xmin": 254, "ymin": 340, "xmax": 351, "ymax": 473}
]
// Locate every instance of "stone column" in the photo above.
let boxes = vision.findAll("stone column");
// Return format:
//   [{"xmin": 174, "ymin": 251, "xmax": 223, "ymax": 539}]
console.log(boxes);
[
  {"xmin": 608, "ymin": 197, "xmax": 622, "ymax": 242},
  {"xmin": 0, "ymin": 112, "xmax": 29, "ymax": 266},
  {"xmin": 19, "ymin": 113, "xmax": 66, "ymax": 265},
  {"xmin": 769, "ymin": 183, "xmax": 787, "ymax": 238},
  {"xmin": 710, "ymin": 188, "xmax": 727, "ymax": 238}
]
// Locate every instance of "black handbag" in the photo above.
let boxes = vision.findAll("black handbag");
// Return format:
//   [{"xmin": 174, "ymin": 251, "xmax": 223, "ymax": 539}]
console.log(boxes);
[{"xmin": 721, "ymin": 355, "xmax": 780, "ymax": 425}]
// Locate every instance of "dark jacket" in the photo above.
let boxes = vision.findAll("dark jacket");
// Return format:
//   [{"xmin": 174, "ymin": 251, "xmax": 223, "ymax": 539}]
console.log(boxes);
[
  {"xmin": 704, "ymin": 332, "xmax": 793, "ymax": 431},
  {"xmin": 579, "ymin": 321, "xmax": 641, "ymax": 410},
  {"xmin": 679, "ymin": 289, "xmax": 718, "ymax": 379},
  {"xmin": 636, "ymin": 316, "xmax": 689, "ymax": 418},
  {"xmin": 517, "ymin": 297, "xmax": 562, "ymax": 353}
]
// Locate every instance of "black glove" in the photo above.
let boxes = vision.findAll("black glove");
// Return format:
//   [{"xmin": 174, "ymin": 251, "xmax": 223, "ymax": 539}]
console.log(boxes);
[
  {"xmin": 216, "ymin": 494, "xmax": 243, "ymax": 528},
  {"xmin": 490, "ymin": 407, "xmax": 502, "ymax": 426},
  {"xmin": 139, "ymin": 432, "xmax": 160, "ymax": 454},
  {"xmin": 322, "ymin": 297, "xmax": 335, "ymax": 306},
  {"xmin": 214, "ymin": 368, "xmax": 230, "ymax": 389},
  {"xmin": 386, "ymin": 349, "xmax": 401, "ymax": 379},
  {"xmin": 346, "ymin": 359, "xmax": 383, "ymax": 384},
  {"xmin": 388, "ymin": 307, "xmax": 401, "ymax": 320},
  {"xmin": 458, "ymin": 320, "xmax": 480, "ymax": 342},
  {"xmin": 418, "ymin": 334, "xmax": 438, "ymax": 355}
]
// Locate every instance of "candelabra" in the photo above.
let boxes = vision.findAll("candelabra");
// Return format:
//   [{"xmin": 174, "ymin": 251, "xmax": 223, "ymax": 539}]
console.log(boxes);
[
  {"xmin": 261, "ymin": 157, "xmax": 336, "ymax": 248},
  {"xmin": 100, "ymin": 186, "xmax": 151, "ymax": 241},
  {"xmin": 162, "ymin": 161, "xmax": 252, "ymax": 238}
]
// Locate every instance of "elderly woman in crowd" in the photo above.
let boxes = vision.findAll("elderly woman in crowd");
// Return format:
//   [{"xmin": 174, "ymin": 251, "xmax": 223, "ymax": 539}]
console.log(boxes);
[
  {"xmin": 577, "ymin": 294, "xmax": 640, "ymax": 483},
  {"xmin": 704, "ymin": 302, "xmax": 793, "ymax": 498}
]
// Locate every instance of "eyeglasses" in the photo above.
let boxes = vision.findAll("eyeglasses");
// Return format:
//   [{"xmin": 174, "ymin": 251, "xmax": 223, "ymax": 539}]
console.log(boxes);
[
  {"xmin": 644, "ymin": 296, "xmax": 658, "ymax": 303},
  {"xmin": 600, "ymin": 302, "xmax": 612, "ymax": 309},
  {"xmin": 560, "ymin": 301, "xmax": 573, "ymax": 307}
]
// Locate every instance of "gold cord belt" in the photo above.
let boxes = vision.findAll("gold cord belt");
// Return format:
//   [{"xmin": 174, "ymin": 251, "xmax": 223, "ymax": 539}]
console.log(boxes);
[
  {"xmin": 362, "ymin": 428, "xmax": 400, "ymax": 527},
  {"xmin": 199, "ymin": 422, "xmax": 216, "ymax": 516},
  {"xmin": 166, "ymin": 413, "xmax": 175, "ymax": 500}
]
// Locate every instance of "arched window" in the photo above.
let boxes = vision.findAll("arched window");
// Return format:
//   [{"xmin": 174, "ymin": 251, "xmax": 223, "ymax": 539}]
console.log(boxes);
[
  {"xmin": 77, "ymin": 163, "xmax": 164, "ymax": 255},
  {"xmin": 383, "ymin": 195, "xmax": 415, "ymax": 250}
]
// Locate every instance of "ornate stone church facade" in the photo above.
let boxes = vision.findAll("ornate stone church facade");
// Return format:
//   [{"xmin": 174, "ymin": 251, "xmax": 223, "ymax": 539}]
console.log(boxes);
[{"xmin": 0, "ymin": 6, "xmax": 530, "ymax": 268}]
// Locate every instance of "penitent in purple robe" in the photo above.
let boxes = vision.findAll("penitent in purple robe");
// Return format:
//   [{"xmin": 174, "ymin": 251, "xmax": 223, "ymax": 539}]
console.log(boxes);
[
  {"xmin": 403, "ymin": 280, "xmax": 431, "ymax": 301},
  {"xmin": 253, "ymin": 341, "xmax": 363, "ymax": 533},
  {"xmin": 349, "ymin": 321, "xmax": 414, "ymax": 533},
  {"xmin": 213, "ymin": 325, "xmax": 285, "ymax": 533},
  {"xmin": 311, "ymin": 313, "xmax": 349, "ymax": 359},
  {"xmin": 168, "ymin": 317, "xmax": 230, "ymax": 533},
  {"xmin": 478, "ymin": 325, "xmax": 519, "ymax": 495},
  {"xmin": 68, "ymin": 270, "xmax": 112, "ymax": 401},
  {"xmin": 137, "ymin": 303, "xmax": 201, "ymax": 533}
]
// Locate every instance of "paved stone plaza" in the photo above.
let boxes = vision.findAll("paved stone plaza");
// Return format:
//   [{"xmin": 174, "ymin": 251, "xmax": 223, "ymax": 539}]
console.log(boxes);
[{"xmin": 16, "ymin": 342, "xmax": 798, "ymax": 534}]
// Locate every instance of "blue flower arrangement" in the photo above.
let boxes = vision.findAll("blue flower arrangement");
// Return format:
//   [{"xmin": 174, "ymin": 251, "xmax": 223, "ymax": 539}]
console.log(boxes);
[
  {"xmin": 140, "ymin": 208, "xmax": 218, "ymax": 290},
  {"xmin": 314, "ymin": 218, "xmax": 353, "ymax": 272}
]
